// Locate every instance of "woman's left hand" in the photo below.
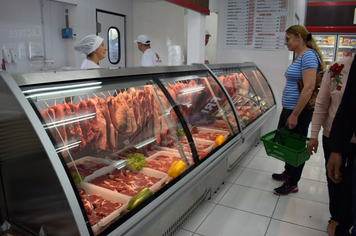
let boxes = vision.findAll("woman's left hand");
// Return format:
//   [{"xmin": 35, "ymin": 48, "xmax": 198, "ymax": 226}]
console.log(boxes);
[{"xmin": 286, "ymin": 114, "xmax": 298, "ymax": 129}]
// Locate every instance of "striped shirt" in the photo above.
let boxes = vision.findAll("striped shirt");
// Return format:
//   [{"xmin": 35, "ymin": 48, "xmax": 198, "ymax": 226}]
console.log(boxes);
[{"xmin": 282, "ymin": 49, "xmax": 319, "ymax": 109}]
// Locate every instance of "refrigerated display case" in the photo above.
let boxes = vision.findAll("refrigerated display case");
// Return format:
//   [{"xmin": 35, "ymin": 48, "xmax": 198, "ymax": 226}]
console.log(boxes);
[
  {"xmin": 0, "ymin": 63, "xmax": 276, "ymax": 236},
  {"xmin": 336, "ymin": 34, "xmax": 356, "ymax": 61},
  {"xmin": 313, "ymin": 33, "xmax": 356, "ymax": 67},
  {"xmin": 314, "ymin": 34, "xmax": 337, "ymax": 65}
]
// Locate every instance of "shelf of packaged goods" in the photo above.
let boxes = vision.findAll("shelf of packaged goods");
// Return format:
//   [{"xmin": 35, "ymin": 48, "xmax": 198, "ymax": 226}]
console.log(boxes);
[
  {"xmin": 317, "ymin": 45, "xmax": 335, "ymax": 48},
  {"xmin": 338, "ymin": 45, "xmax": 355, "ymax": 49}
]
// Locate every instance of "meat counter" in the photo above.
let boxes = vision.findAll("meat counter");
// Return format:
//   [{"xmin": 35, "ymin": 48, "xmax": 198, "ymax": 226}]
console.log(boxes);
[{"xmin": 0, "ymin": 63, "xmax": 276, "ymax": 236}]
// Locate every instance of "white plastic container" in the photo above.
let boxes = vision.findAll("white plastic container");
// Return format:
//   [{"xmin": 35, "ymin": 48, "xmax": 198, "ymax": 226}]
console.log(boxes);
[
  {"xmin": 77, "ymin": 182, "xmax": 130, "ymax": 234},
  {"xmin": 67, "ymin": 156, "xmax": 113, "ymax": 181},
  {"xmin": 147, "ymin": 151, "xmax": 193, "ymax": 169},
  {"xmin": 193, "ymin": 127, "xmax": 229, "ymax": 140},
  {"xmin": 157, "ymin": 138, "xmax": 214, "ymax": 154},
  {"xmin": 85, "ymin": 166, "xmax": 168, "ymax": 195}
]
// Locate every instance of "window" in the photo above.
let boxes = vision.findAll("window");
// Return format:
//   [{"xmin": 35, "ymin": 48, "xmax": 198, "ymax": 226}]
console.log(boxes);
[{"xmin": 108, "ymin": 27, "xmax": 120, "ymax": 64}]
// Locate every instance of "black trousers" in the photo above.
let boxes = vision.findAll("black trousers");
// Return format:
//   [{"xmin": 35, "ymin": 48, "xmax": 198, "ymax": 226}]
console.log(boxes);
[
  {"xmin": 323, "ymin": 135, "xmax": 355, "ymax": 236},
  {"xmin": 277, "ymin": 108, "xmax": 313, "ymax": 186}
]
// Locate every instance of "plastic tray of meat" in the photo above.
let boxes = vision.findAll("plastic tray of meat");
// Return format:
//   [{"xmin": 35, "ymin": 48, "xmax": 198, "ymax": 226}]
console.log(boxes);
[
  {"xmin": 192, "ymin": 127, "xmax": 229, "ymax": 141},
  {"xmin": 106, "ymin": 147, "xmax": 146, "ymax": 161},
  {"xmin": 76, "ymin": 182, "xmax": 130, "ymax": 234},
  {"xmin": 157, "ymin": 138, "xmax": 214, "ymax": 155},
  {"xmin": 86, "ymin": 166, "xmax": 168, "ymax": 197},
  {"xmin": 198, "ymin": 119, "xmax": 230, "ymax": 131},
  {"xmin": 67, "ymin": 156, "xmax": 113, "ymax": 179},
  {"xmin": 146, "ymin": 151, "xmax": 192, "ymax": 173}
]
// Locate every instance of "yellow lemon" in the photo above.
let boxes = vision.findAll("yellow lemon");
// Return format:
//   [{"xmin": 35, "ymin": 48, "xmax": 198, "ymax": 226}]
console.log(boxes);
[{"xmin": 215, "ymin": 135, "xmax": 226, "ymax": 146}]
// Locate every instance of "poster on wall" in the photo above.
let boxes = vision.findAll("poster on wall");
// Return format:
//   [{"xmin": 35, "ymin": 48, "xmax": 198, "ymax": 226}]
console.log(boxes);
[{"xmin": 225, "ymin": 0, "xmax": 289, "ymax": 50}]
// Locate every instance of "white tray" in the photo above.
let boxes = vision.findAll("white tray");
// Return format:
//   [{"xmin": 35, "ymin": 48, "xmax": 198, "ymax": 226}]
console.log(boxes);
[
  {"xmin": 85, "ymin": 166, "xmax": 168, "ymax": 196},
  {"xmin": 157, "ymin": 138, "xmax": 214, "ymax": 154},
  {"xmin": 67, "ymin": 156, "xmax": 113, "ymax": 180},
  {"xmin": 147, "ymin": 151, "xmax": 193, "ymax": 169},
  {"xmin": 204, "ymin": 119, "xmax": 237, "ymax": 131},
  {"xmin": 194, "ymin": 127, "xmax": 230, "ymax": 140},
  {"xmin": 77, "ymin": 182, "xmax": 130, "ymax": 234}
]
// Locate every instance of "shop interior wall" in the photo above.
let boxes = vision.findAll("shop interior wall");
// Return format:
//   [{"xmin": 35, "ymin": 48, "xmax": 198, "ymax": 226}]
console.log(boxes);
[
  {"xmin": 0, "ymin": 0, "xmax": 134, "ymax": 73},
  {"xmin": 206, "ymin": 12, "xmax": 218, "ymax": 64},
  {"xmin": 209, "ymin": 0, "xmax": 307, "ymax": 135},
  {"xmin": 0, "ymin": 0, "xmax": 43, "ymax": 73},
  {"xmin": 133, "ymin": 1, "xmax": 186, "ymax": 67}
]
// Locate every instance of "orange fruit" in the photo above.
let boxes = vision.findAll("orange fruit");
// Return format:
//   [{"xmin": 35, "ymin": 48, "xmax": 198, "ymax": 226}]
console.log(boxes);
[{"xmin": 215, "ymin": 135, "xmax": 226, "ymax": 146}]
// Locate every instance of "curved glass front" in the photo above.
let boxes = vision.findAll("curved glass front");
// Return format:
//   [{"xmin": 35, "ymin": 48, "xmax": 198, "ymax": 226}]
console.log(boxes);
[{"xmin": 22, "ymin": 68, "xmax": 239, "ymax": 235}]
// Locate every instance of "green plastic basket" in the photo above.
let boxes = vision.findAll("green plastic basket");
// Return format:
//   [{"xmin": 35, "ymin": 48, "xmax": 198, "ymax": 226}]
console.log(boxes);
[{"xmin": 260, "ymin": 128, "xmax": 311, "ymax": 167}]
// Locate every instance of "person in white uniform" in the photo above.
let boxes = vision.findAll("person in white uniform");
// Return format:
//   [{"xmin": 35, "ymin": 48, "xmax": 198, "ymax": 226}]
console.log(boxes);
[
  {"xmin": 74, "ymin": 35, "xmax": 107, "ymax": 69},
  {"xmin": 134, "ymin": 34, "xmax": 162, "ymax": 67},
  {"xmin": 205, "ymin": 30, "xmax": 211, "ymax": 64}
]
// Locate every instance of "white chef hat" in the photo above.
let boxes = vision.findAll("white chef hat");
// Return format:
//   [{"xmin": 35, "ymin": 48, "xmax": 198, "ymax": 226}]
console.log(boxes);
[{"xmin": 74, "ymin": 35, "xmax": 104, "ymax": 56}]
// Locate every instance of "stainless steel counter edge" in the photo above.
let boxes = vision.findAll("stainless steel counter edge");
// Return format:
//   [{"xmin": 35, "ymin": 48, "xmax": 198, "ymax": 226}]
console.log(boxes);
[{"xmin": 10, "ymin": 63, "xmax": 257, "ymax": 86}]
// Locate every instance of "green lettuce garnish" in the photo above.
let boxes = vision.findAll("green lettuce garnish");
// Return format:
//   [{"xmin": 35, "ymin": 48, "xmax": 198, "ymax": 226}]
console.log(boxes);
[
  {"xmin": 71, "ymin": 172, "xmax": 85, "ymax": 184},
  {"xmin": 176, "ymin": 127, "xmax": 186, "ymax": 137},
  {"xmin": 126, "ymin": 153, "xmax": 146, "ymax": 171}
]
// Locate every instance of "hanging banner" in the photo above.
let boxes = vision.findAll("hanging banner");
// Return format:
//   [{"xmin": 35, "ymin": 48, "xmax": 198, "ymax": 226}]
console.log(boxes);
[{"xmin": 225, "ymin": 0, "xmax": 288, "ymax": 50}]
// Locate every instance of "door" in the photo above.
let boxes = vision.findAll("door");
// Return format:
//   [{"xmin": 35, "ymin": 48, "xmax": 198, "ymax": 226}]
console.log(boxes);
[{"xmin": 96, "ymin": 10, "xmax": 126, "ymax": 68}]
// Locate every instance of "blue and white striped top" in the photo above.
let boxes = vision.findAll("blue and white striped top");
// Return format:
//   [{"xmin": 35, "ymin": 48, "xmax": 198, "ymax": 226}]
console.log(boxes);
[{"xmin": 282, "ymin": 49, "xmax": 320, "ymax": 109}]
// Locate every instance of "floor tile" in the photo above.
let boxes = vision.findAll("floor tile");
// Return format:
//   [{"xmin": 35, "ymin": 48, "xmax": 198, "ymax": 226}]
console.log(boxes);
[
  {"xmin": 234, "ymin": 168, "xmax": 281, "ymax": 191},
  {"xmin": 207, "ymin": 182, "xmax": 232, "ymax": 204},
  {"xmin": 301, "ymin": 164, "xmax": 327, "ymax": 182},
  {"xmin": 273, "ymin": 196, "xmax": 330, "ymax": 231},
  {"xmin": 175, "ymin": 229, "xmax": 194, "ymax": 236},
  {"xmin": 218, "ymin": 184, "xmax": 279, "ymax": 217},
  {"xmin": 247, "ymin": 155, "xmax": 285, "ymax": 173},
  {"xmin": 255, "ymin": 144, "xmax": 270, "ymax": 158},
  {"xmin": 225, "ymin": 166, "xmax": 244, "ymax": 183},
  {"xmin": 195, "ymin": 205, "xmax": 270, "ymax": 236},
  {"xmin": 237, "ymin": 154, "xmax": 254, "ymax": 167},
  {"xmin": 266, "ymin": 219, "xmax": 328, "ymax": 236},
  {"xmin": 307, "ymin": 153, "xmax": 325, "ymax": 167},
  {"xmin": 293, "ymin": 178, "xmax": 329, "ymax": 204},
  {"xmin": 181, "ymin": 201, "xmax": 216, "ymax": 232}
]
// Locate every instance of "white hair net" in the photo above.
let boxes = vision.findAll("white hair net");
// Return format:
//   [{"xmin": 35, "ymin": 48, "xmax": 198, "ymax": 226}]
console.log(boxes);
[{"xmin": 74, "ymin": 35, "xmax": 104, "ymax": 56}]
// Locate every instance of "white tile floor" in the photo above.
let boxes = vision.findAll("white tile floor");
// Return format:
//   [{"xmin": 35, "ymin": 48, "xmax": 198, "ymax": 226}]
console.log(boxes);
[{"xmin": 176, "ymin": 141, "xmax": 330, "ymax": 236}]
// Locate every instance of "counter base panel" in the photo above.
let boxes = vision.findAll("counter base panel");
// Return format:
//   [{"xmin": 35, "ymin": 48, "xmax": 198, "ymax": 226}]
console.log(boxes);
[{"xmin": 144, "ymin": 178, "xmax": 211, "ymax": 236}]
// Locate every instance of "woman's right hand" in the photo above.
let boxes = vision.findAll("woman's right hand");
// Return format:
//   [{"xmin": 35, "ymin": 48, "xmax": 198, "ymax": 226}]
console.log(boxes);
[{"xmin": 307, "ymin": 138, "xmax": 318, "ymax": 155}]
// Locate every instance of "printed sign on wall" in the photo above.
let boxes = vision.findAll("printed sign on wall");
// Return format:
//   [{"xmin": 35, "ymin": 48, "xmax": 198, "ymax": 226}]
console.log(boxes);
[{"xmin": 225, "ymin": 0, "xmax": 289, "ymax": 50}]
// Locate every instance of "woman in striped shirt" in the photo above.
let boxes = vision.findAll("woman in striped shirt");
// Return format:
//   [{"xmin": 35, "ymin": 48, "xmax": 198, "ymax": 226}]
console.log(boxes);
[{"xmin": 272, "ymin": 25, "xmax": 325, "ymax": 195}]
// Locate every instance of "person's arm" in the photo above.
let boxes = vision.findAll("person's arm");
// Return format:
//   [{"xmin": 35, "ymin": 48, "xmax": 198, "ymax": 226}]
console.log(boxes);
[
  {"xmin": 286, "ymin": 68, "xmax": 316, "ymax": 129},
  {"xmin": 329, "ymin": 58, "xmax": 356, "ymax": 153},
  {"xmin": 327, "ymin": 57, "xmax": 356, "ymax": 183},
  {"xmin": 307, "ymin": 71, "xmax": 332, "ymax": 154},
  {"xmin": 204, "ymin": 48, "xmax": 209, "ymax": 64}
]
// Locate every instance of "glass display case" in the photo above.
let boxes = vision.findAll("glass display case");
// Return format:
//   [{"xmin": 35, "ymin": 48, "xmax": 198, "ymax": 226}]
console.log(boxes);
[
  {"xmin": 207, "ymin": 63, "xmax": 275, "ymax": 129},
  {"xmin": 314, "ymin": 34, "xmax": 337, "ymax": 67},
  {"xmin": 313, "ymin": 33, "xmax": 356, "ymax": 67},
  {"xmin": 0, "ymin": 63, "xmax": 275, "ymax": 236},
  {"xmin": 336, "ymin": 34, "xmax": 356, "ymax": 61}
]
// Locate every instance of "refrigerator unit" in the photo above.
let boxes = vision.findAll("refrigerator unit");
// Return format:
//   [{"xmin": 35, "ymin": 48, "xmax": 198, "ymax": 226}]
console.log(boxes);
[
  {"xmin": 313, "ymin": 33, "xmax": 356, "ymax": 67},
  {"xmin": 336, "ymin": 34, "xmax": 356, "ymax": 61},
  {"xmin": 0, "ymin": 63, "xmax": 276, "ymax": 236}
]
